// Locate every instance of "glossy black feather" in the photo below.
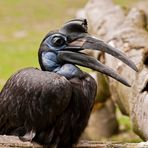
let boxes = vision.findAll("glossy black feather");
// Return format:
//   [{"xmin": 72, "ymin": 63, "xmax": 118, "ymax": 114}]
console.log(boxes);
[
  {"xmin": 0, "ymin": 68, "xmax": 72, "ymax": 133},
  {"xmin": 0, "ymin": 67, "xmax": 96, "ymax": 147},
  {"xmin": 34, "ymin": 73, "xmax": 96, "ymax": 147}
]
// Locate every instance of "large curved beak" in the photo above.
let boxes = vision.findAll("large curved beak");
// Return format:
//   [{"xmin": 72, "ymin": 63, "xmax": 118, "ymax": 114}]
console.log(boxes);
[{"xmin": 58, "ymin": 35, "xmax": 138, "ymax": 87}]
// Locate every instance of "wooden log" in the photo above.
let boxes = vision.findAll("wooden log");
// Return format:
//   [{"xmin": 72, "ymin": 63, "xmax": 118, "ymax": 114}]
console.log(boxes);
[
  {"xmin": 0, "ymin": 135, "xmax": 148, "ymax": 148},
  {"xmin": 82, "ymin": 0, "xmax": 148, "ymax": 140},
  {"xmin": 0, "ymin": 135, "xmax": 41, "ymax": 148},
  {"xmin": 77, "ymin": 0, "xmax": 121, "ymax": 139},
  {"xmin": 76, "ymin": 140, "xmax": 148, "ymax": 148}
]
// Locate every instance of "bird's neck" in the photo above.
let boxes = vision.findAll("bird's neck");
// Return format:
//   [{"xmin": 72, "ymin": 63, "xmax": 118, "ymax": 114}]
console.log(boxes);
[{"xmin": 41, "ymin": 52, "xmax": 83, "ymax": 79}]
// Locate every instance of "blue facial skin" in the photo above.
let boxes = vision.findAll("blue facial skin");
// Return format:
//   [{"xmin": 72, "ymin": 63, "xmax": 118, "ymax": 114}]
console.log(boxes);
[
  {"xmin": 42, "ymin": 52, "xmax": 61, "ymax": 72},
  {"xmin": 42, "ymin": 34, "xmax": 83, "ymax": 79},
  {"xmin": 42, "ymin": 52, "xmax": 82, "ymax": 79}
]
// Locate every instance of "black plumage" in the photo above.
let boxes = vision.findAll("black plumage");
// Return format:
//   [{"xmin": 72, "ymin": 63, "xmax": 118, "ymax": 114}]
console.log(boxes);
[{"xmin": 0, "ymin": 19, "xmax": 137, "ymax": 148}]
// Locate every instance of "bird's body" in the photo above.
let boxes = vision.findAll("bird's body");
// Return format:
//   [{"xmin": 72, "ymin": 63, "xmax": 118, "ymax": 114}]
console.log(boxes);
[
  {"xmin": 0, "ymin": 19, "xmax": 137, "ymax": 147},
  {"xmin": 0, "ymin": 67, "xmax": 96, "ymax": 147}
]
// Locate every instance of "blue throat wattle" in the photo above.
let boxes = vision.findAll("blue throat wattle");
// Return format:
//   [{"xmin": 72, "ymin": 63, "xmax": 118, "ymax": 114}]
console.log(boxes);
[{"xmin": 42, "ymin": 52, "xmax": 82, "ymax": 79}]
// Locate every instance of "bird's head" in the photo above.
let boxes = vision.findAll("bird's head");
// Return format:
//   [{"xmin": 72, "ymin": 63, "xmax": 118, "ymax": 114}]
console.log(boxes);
[{"xmin": 39, "ymin": 19, "xmax": 137, "ymax": 87}]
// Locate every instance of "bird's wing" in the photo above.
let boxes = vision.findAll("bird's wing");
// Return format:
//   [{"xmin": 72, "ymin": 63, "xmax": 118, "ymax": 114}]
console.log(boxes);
[{"xmin": 0, "ymin": 67, "xmax": 72, "ymax": 134}]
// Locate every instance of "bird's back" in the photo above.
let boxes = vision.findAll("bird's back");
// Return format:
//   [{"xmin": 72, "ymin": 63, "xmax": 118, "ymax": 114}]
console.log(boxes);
[
  {"xmin": 0, "ymin": 67, "xmax": 96, "ymax": 148},
  {"xmin": 0, "ymin": 67, "xmax": 72, "ymax": 135},
  {"xmin": 43, "ymin": 73, "xmax": 97, "ymax": 147}
]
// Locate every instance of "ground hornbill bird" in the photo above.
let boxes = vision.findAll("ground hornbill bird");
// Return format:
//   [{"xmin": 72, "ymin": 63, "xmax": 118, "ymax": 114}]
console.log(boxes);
[{"xmin": 0, "ymin": 19, "xmax": 137, "ymax": 147}]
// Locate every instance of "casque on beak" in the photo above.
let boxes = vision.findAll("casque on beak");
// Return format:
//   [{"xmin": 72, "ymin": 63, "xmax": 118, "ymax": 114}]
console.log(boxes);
[{"xmin": 57, "ymin": 19, "xmax": 138, "ymax": 87}]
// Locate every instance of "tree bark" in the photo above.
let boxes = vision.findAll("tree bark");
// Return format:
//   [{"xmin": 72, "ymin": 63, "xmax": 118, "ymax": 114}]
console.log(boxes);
[
  {"xmin": 78, "ymin": 0, "xmax": 148, "ymax": 141},
  {"xmin": 0, "ymin": 135, "xmax": 41, "ymax": 148},
  {"xmin": 0, "ymin": 135, "xmax": 148, "ymax": 148}
]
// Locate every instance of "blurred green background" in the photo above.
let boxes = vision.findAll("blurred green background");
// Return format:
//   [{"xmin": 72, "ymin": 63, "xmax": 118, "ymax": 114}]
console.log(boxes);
[
  {"xmin": 0, "ymin": 0, "xmax": 139, "ymax": 89},
  {"xmin": 0, "ymin": 0, "xmax": 88, "ymax": 88}
]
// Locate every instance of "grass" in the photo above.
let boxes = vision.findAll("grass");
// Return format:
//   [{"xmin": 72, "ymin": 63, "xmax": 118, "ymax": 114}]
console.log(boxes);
[
  {"xmin": 113, "ymin": 0, "xmax": 139, "ymax": 7},
  {"xmin": 0, "ymin": 0, "xmax": 87, "ymax": 88}
]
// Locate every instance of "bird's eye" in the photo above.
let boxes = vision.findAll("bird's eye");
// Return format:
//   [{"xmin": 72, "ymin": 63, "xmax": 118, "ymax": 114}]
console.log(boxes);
[{"xmin": 51, "ymin": 36, "xmax": 66, "ymax": 47}]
